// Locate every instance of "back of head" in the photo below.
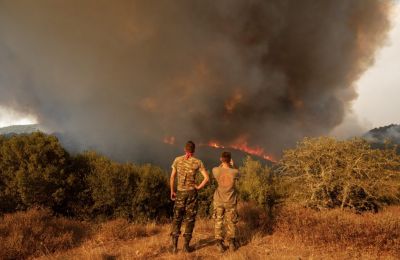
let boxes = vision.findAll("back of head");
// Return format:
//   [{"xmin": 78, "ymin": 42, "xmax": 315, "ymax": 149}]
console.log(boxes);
[
  {"xmin": 185, "ymin": 141, "xmax": 195, "ymax": 153},
  {"xmin": 221, "ymin": 151, "xmax": 231, "ymax": 164}
]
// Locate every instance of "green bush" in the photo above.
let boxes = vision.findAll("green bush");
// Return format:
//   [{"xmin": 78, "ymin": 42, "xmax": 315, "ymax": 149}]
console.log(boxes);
[
  {"xmin": 0, "ymin": 133, "xmax": 69, "ymax": 213},
  {"xmin": 84, "ymin": 152, "xmax": 138, "ymax": 219},
  {"xmin": 76, "ymin": 152, "xmax": 171, "ymax": 221},
  {"xmin": 238, "ymin": 156, "xmax": 278, "ymax": 209},
  {"xmin": 130, "ymin": 163, "xmax": 172, "ymax": 221},
  {"xmin": 0, "ymin": 133, "xmax": 172, "ymax": 222}
]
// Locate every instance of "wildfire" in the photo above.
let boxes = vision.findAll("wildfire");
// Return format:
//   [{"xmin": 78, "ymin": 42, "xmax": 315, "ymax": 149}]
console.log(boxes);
[
  {"xmin": 204, "ymin": 138, "xmax": 276, "ymax": 162},
  {"xmin": 230, "ymin": 142, "xmax": 275, "ymax": 162},
  {"xmin": 208, "ymin": 141, "xmax": 225, "ymax": 149},
  {"xmin": 163, "ymin": 136, "xmax": 276, "ymax": 162}
]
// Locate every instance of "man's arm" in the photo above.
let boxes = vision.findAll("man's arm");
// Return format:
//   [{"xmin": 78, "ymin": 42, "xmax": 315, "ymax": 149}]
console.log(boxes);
[
  {"xmin": 195, "ymin": 168, "xmax": 209, "ymax": 190},
  {"xmin": 170, "ymin": 168, "xmax": 177, "ymax": 200}
]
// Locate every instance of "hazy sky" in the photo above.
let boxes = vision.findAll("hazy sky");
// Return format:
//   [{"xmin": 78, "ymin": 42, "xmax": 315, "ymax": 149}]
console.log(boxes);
[
  {"xmin": 352, "ymin": 3, "xmax": 400, "ymax": 128},
  {"xmin": 0, "ymin": 107, "xmax": 36, "ymax": 127},
  {"xmin": 0, "ymin": 2, "xmax": 399, "ymax": 130}
]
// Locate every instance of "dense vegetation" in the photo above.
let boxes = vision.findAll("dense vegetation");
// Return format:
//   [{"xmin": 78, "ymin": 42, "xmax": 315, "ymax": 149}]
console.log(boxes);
[
  {"xmin": 0, "ymin": 133, "xmax": 171, "ymax": 221},
  {"xmin": 0, "ymin": 133, "xmax": 399, "ymax": 222}
]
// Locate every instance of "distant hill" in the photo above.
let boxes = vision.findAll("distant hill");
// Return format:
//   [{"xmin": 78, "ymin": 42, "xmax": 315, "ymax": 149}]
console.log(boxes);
[
  {"xmin": 363, "ymin": 124, "xmax": 400, "ymax": 153},
  {"xmin": 0, "ymin": 124, "xmax": 42, "ymax": 136},
  {"xmin": 363, "ymin": 124, "xmax": 400, "ymax": 144}
]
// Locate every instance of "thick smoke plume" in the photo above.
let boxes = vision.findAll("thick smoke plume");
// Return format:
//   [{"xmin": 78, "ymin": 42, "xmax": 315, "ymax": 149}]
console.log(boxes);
[{"xmin": 0, "ymin": 0, "xmax": 394, "ymax": 162}]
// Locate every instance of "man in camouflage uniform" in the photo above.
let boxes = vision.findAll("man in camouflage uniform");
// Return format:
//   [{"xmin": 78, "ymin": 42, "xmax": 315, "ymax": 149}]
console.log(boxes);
[
  {"xmin": 212, "ymin": 151, "xmax": 239, "ymax": 252},
  {"xmin": 170, "ymin": 141, "xmax": 209, "ymax": 253}
]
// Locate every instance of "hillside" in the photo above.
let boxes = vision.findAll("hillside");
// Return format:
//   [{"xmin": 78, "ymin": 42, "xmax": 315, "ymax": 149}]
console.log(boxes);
[
  {"xmin": 363, "ymin": 124, "xmax": 400, "ymax": 153},
  {"xmin": 364, "ymin": 124, "xmax": 400, "ymax": 144},
  {"xmin": 0, "ymin": 124, "xmax": 42, "ymax": 136}
]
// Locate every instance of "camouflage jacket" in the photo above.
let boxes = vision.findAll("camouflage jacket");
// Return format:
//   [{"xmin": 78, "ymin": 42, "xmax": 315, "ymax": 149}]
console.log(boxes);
[{"xmin": 172, "ymin": 155, "xmax": 205, "ymax": 191}]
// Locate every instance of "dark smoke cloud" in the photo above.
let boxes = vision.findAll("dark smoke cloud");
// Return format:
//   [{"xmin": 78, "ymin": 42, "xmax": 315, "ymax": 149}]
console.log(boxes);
[{"xmin": 0, "ymin": 0, "xmax": 394, "ymax": 162}]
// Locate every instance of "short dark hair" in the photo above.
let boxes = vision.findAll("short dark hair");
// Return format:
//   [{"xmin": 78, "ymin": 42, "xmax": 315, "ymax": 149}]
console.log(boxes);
[
  {"xmin": 221, "ymin": 151, "xmax": 231, "ymax": 163},
  {"xmin": 185, "ymin": 141, "xmax": 195, "ymax": 153}
]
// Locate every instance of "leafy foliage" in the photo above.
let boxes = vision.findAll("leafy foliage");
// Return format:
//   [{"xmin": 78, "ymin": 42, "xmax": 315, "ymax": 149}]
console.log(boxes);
[
  {"xmin": 237, "ymin": 156, "xmax": 279, "ymax": 209},
  {"xmin": 0, "ymin": 133, "xmax": 69, "ymax": 212},
  {"xmin": 0, "ymin": 133, "xmax": 171, "ymax": 221}
]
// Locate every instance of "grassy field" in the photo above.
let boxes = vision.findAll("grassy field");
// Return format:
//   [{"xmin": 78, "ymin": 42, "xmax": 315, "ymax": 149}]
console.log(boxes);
[{"xmin": 1, "ymin": 203, "xmax": 399, "ymax": 260}]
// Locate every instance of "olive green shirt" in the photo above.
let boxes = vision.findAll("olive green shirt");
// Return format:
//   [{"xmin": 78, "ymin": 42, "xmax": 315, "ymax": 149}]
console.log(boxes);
[
  {"xmin": 172, "ymin": 155, "xmax": 205, "ymax": 191},
  {"xmin": 212, "ymin": 166, "xmax": 239, "ymax": 205}
]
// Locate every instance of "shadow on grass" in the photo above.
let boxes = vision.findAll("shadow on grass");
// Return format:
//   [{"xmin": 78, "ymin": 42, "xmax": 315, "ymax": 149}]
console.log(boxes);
[
  {"xmin": 101, "ymin": 253, "xmax": 118, "ymax": 260},
  {"xmin": 192, "ymin": 236, "xmax": 217, "ymax": 251},
  {"xmin": 236, "ymin": 202, "xmax": 279, "ymax": 247}
]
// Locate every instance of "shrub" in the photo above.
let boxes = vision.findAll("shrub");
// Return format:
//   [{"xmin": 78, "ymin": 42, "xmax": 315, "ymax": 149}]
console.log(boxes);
[
  {"xmin": 61, "ymin": 153, "xmax": 94, "ymax": 218},
  {"xmin": 278, "ymin": 137, "xmax": 400, "ymax": 211},
  {"xmin": 0, "ymin": 133, "xmax": 69, "ymax": 213},
  {"xmin": 131, "ymin": 163, "xmax": 172, "ymax": 221},
  {"xmin": 82, "ymin": 152, "xmax": 171, "ymax": 221},
  {"xmin": 238, "ymin": 156, "xmax": 278, "ymax": 208},
  {"xmin": 83, "ymin": 152, "xmax": 138, "ymax": 219}
]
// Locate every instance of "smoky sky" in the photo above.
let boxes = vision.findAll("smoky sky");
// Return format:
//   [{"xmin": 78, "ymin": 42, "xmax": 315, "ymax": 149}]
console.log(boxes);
[{"xmin": 0, "ymin": 0, "xmax": 394, "ymax": 161}]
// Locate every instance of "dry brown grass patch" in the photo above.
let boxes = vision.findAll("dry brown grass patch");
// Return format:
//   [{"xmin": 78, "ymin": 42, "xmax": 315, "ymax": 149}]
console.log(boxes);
[
  {"xmin": 0, "ymin": 208, "xmax": 89, "ymax": 259},
  {"xmin": 94, "ymin": 218, "xmax": 160, "ymax": 242},
  {"xmin": 275, "ymin": 205, "xmax": 400, "ymax": 256}
]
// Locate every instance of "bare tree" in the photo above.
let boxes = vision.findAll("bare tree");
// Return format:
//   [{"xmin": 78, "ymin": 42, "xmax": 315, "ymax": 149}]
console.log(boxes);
[{"xmin": 278, "ymin": 137, "xmax": 400, "ymax": 212}]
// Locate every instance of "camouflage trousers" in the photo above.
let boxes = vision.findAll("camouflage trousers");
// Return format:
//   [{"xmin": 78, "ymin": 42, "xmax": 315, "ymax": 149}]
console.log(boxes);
[
  {"xmin": 170, "ymin": 189, "xmax": 198, "ymax": 239},
  {"xmin": 213, "ymin": 202, "xmax": 238, "ymax": 240}
]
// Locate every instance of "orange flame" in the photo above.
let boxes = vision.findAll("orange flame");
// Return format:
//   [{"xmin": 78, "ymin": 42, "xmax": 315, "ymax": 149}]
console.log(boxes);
[
  {"xmin": 230, "ymin": 141, "xmax": 276, "ymax": 162},
  {"xmin": 204, "ymin": 138, "xmax": 276, "ymax": 162},
  {"xmin": 208, "ymin": 141, "xmax": 225, "ymax": 149},
  {"xmin": 163, "ymin": 136, "xmax": 276, "ymax": 162}
]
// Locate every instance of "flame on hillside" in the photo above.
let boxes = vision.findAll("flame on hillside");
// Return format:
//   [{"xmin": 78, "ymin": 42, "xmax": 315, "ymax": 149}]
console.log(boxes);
[
  {"xmin": 205, "ymin": 137, "xmax": 276, "ymax": 162},
  {"xmin": 191, "ymin": 135, "xmax": 275, "ymax": 162},
  {"xmin": 163, "ymin": 136, "xmax": 275, "ymax": 162}
]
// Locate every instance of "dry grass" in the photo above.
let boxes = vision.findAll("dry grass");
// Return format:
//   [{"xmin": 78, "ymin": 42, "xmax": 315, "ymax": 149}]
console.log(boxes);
[
  {"xmin": 274, "ymin": 205, "xmax": 400, "ymax": 258},
  {"xmin": 0, "ymin": 208, "xmax": 89, "ymax": 259},
  {"xmin": 2, "ymin": 204, "xmax": 399, "ymax": 259},
  {"xmin": 93, "ymin": 218, "xmax": 160, "ymax": 243}
]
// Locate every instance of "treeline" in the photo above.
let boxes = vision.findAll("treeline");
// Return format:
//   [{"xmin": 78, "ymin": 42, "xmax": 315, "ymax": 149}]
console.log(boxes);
[
  {"xmin": 0, "ymin": 133, "xmax": 399, "ymax": 222},
  {"xmin": 0, "ymin": 133, "xmax": 171, "ymax": 221}
]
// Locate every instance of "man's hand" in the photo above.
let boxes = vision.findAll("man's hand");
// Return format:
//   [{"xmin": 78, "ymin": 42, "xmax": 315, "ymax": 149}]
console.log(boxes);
[
  {"xmin": 195, "ymin": 169, "xmax": 209, "ymax": 191},
  {"xmin": 230, "ymin": 158, "xmax": 234, "ymax": 166},
  {"xmin": 170, "ymin": 168, "xmax": 177, "ymax": 201},
  {"xmin": 171, "ymin": 191, "xmax": 177, "ymax": 201}
]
